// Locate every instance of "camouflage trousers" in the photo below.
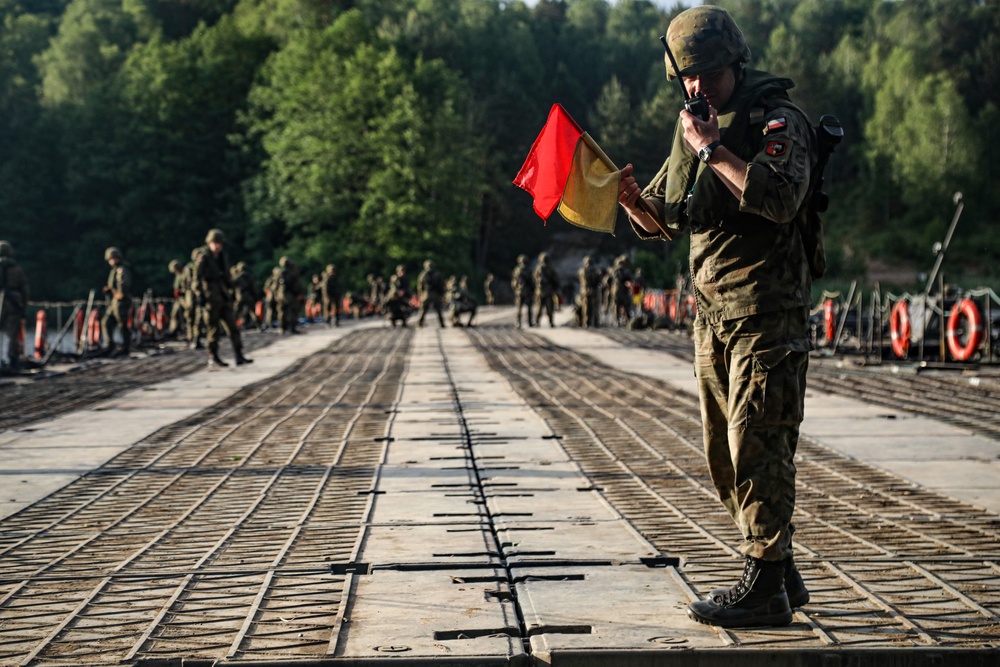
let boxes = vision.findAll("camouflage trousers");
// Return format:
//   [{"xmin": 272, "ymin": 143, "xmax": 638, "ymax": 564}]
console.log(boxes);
[
  {"xmin": 693, "ymin": 307, "xmax": 809, "ymax": 562},
  {"xmin": 204, "ymin": 301, "xmax": 243, "ymax": 355}
]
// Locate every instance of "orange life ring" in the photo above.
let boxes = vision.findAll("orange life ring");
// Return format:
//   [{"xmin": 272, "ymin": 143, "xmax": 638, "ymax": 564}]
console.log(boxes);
[
  {"xmin": 823, "ymin": 299, "xmax": 835, "ymax": 343},
  {"xmin": 946, "ymin": 298, "xmax": 984, "ymax": 362},
  {"xmin": 889, "ymin": 300, "xmax": 910, "ymax": 358}
]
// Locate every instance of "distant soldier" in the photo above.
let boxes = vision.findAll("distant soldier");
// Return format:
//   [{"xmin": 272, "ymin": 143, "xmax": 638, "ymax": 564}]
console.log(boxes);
[
  {"xmin": 192, "ymin": 229, "xmax": 252, "ymax": 368},
  {"xmin": 276, "ymin": 256, "xmax": 305, "ymax": 334},
  {"xmin": 102, "ymin": 247, "xmax": 133, "ymax": 356},
  {"xmin": 611, "ymin": 255, "xmax": 634, "ymax": 326},
  {"xmin": 383, "ymin": 287, "xmax": 410, "ymax": 328},
  {"xmin": 367, "ymin": 273, "xmax": 385, "ymax": 315},
  {"xmin": 533, "ymin": 252, "xmax": 559, "ymax": 328},
  {"xmin": 417, "ymin": 259, "xmax": 446, "ymax": 327},
  {"xmin": 184, "ymin": 249, "xmax": 205, "ymax": 348},
  {"xmin": 230, "ymin": 261, "xmax": 259, "ymax": 329},
  {"xmin": 321, "ymin": 264, "xmax": 342, "ymax": 326},
  {"xmin": 0, "ymin": 240, "xmax": 29, "ymax": 371},
  {"xmin": 511, "ymin": 254, "xmax": 534, "ymax": 328},
  {"xmin": 262, "ymin": 266, "xmax": 281, "ymax": 330},
  {"xmin": 387, "ymin": 264, "xmax": 410, "ymax": 305},
  {"xmin": 483, "ymin": 273, "xmax": 496, "ymax": 306},
  {"xmin": 577, "ymin": 256, "xmax": 601, "ymax": 328},
  {"xmin": 448, "ymin": 275, "xmax": 478, "ymax": 327},
  {"xmin": 167, "ymin": 260, "xmax": 187, "ymax": 338},
  {"xmin": 307, "ymin": 274, "xmax": 321, "ymax": 319}
]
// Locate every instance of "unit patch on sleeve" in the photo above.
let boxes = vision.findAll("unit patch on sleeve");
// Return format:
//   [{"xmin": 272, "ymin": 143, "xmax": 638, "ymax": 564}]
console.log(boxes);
[
  {"xmin": 765, "ymin": 117, "xmax": 787, "ymax": 134},
  {"xmin": 765, "ymin": 140, "xmax": 787, "ymax": 157}
]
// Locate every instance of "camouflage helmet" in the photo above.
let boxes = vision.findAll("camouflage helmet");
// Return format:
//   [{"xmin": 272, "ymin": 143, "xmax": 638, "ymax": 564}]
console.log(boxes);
[
  {"xmin": 205, "ymin": 228, "xmax": 225, "ymax": 244},
  {"xmin": 191, "ymin": 248, "xmax": 202, "ymax": 261},
  {"xmin": 583, "ymin": 255, "xmax": 592, "ymax": 267},
  {"xmin": 665, "ymin": 5, "xmax": 750, "ymax": 80},
  {"xmin": 395, "ymin": 264, "xmax": 405, "ymax": 273},
  {"xmin": 325, "ymin": 263, "xmax": 335, "ymax": 273},
  {"xmin": 168, "ymin": 259, "xmax": 181, "ymax": 272},
  {"xmin": 279, "ymin": 255, "xmax": 289, "ymax": 267},
  {"xmin": 517, "ymin": 254, "xmax": 527, "ymax": 264},
  {"xmin": 105, "ymin": 246, "xmax": 122, "ymax": 261},
  {"xmin": 537, "ymin": 251, "xmax": 548, "ymax": 263},
  {"xmin": 423, "ymin": 259, "xmax": 434, "ymax": 270},
  {"xmin": 0, "ymin": 240, "xmax": 12, "ymax": 257},
  {"xmin": 235, "ymin": 261, "xmax": 245, "ymax": 271}
]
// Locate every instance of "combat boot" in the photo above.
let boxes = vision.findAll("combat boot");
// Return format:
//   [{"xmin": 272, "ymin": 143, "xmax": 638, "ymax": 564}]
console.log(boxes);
[
  {"xmin": 687, "ymin": 556, "xmax": 792, "ymax": 628},
  {"xmin": 235, "ymin": 352, "xmax": 253, "ymax": 366},
  {"xmin": 709, "ymin": 556, "xmax": 809, "ymax": 609},
  {"xmin": 208, "ymin": 353, "xmax": 228, "ymax": 368}
]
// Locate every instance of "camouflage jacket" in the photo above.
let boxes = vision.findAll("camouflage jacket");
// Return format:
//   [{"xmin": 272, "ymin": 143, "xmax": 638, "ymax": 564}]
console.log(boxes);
[
  {"xmin": 634, "ymin": 69, "xmax": 817, "ymax": 322},
  {"xmin": 106, "ymin": 263, "xmax": 132, "ymax": 302},
  {"xmin": 193, "ymin": 246, "xmax": 233, "ymax": 306},
  {"xmin": 0, "ymin": 257, "xmax": 28, "ymax": 312}
]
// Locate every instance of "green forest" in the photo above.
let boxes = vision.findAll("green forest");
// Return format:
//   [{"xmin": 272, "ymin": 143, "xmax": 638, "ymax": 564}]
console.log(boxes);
[{"xmin": 1, "ymin": 0, "xmax": 998, "ymax": 301}]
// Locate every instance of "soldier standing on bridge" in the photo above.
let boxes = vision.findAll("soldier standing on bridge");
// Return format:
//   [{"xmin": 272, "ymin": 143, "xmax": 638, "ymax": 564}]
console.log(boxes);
[
  {"xmin": 0, "ymin": 240, "xmax": 28, "ymax": 371},
  {"xmin": 533, "ymin": 252, "xmax": 559, "ymax": 328},
  {"xmin": 167, "ymin": 260, "xmax": 187, "ymax": 339},
  {"xmin": 416, "ymin": 259, "xmax": 446, "ymax": 328},
  {"xmin": 511, "ymin": 254, "xmax": 534, "ymax": 328},
  {"xmin": 193, "ymin": 229, "xmax": 252, "ymax": 368},
  {"xmin": 619, "ymin": 5, "xmax": 817, "ymax": 628},
  {"xmin": 320, "ymin": 264, "xmax": 342, "ymax": 327},
  {"xmin": 102, "ymin": 247, "xmax": 132, "ymax": 357},
  {"xmin": 577, "ymin": 256, "xmax": 601, "ymax": 328}
]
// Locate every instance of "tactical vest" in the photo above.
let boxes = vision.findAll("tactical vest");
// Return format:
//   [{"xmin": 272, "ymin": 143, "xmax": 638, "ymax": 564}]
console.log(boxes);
[{"xmin": 660, "ymin": 69, "xmax": 815, "ymax": 322}]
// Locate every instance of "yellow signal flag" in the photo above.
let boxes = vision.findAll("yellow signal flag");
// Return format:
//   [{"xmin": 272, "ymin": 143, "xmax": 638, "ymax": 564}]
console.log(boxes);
[{"xmin": 556, "ymin": 132, "xmax": 621, "ymax": 235}]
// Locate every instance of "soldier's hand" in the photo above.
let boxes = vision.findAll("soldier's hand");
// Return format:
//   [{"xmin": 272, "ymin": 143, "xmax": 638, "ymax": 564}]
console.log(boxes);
[
  {"xmin": 680, "ymin": 106, "xmax": 720, "ymax": 154},
  {"xmin": 103, "ymin": 286, "xmax": 111, "ymax": 293},
  {"xmin": 618, "ymin": 163, "xmax": 641, "ymax": 210}
]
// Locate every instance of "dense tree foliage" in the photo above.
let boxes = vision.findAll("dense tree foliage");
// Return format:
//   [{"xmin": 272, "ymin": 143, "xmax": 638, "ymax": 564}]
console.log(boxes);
[{"xmin": 0, "ymin": 0, "xmax": 997, "ymax": 300}]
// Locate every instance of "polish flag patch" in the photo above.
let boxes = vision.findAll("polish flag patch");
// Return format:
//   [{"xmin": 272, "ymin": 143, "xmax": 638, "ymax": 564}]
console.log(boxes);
[
  {"xmin": 765, "ymin": 117, "xmax": 787, "ymax": 133},
  {"xmin": 765, "ymin": 140, "xmax": 787, "ymax": 156}
]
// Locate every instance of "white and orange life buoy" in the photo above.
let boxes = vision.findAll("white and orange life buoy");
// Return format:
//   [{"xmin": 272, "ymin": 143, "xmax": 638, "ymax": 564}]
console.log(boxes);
[
  {"xmin": 823, "ymin": 299, "xmax": 835, "ymax": 343},
  {"xmin": 946, "ymin": 298, "xmax": 984, "ymax": 362},
  {"xmin": 889, "ymin": 300, "xmax": 910, "ymax": 359}
]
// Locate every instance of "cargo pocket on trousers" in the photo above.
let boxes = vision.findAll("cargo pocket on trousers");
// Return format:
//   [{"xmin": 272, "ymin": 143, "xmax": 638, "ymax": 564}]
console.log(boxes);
[{"xmin": 746, "ymin": 346, "xmax": 798, "ymax": 427}]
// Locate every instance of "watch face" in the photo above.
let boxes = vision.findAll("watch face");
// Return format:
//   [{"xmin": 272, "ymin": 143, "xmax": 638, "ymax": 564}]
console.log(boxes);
[{"xmin": 699, "ymin": 146, "xmax": 711, "ymax": 163}]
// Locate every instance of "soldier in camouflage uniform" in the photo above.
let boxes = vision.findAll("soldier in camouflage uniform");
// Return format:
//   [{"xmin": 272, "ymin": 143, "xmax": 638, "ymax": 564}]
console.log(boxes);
[
  {"xmin": 167, "ymin": 260, "xmax": 187, "ymax": 338},
  {"xmin": 102, "ymin": 247, "xmax": 133, "ymax": 356},
  {"xmin": 532, "ymin": 252, "xmax": 559, "ymax": 328},
  {"xmin": 231, "ymin": 261, "xmax": 259, "ymax": 330},
  {"xmin": 184, "ymin": 249, "xmax": 205, "ymax": 348},
  {"xmin": 511, "ymin": 254, "xmax": 534, "ymax": 328},
  {"xmin": 262, "ymin": 266, "xmax": 280, "ymax": 330},
  {"xmin": 320, "ymin": 264, "xmax": 342, "ymax": 326},
  {"xmin": 387, "ymin": 265, "xmax": 410, "ymax": 306},
  {"xmin": 416, "ymin": 259, "xmax": 446, "ymax": 327},
  {"xmin": 448, "ymin": 275, "xmax": 477, "ymax": 327},
  {"xmin": 619, "ymin": 5, "xmax": 817, "ymax": 628},
  {"xmin": 577, "ymin": 256, "xmax": 601, "ymax": 328},
  {"xmin": 192, "ymin": 229, "xmax": 252, "ymax": 367},
  {"xmin": 483, "ymin": 273, "xmax": 495, "ymax": 306},
  {"xmin": 0, "ymin": 240, "xmax": 28, "ymax": 371},
  {"xmin": 276, "ymin": 256, "xmax": 304, "ymax": 334},
  {"xmin": 610, "ymin": 255, "xmax": 634, "ymax": 326}
]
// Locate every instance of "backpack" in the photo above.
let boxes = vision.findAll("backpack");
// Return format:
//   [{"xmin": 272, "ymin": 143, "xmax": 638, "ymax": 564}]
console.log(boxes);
[{"xmin": 801, "ymin": 114, "xmax": 844, "ymax": 280}]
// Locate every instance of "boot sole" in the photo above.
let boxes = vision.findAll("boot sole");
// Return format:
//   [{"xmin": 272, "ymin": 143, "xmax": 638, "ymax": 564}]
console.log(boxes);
[{"xmin": 686, "ymin": 605, "xmax": 794, "ymax": 628}]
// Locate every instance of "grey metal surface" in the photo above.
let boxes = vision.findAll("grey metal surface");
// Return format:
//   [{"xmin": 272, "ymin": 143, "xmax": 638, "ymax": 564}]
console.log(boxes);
[{"xmin": 1, "ymin": 318, "xmax": 999, "ymax": 666}]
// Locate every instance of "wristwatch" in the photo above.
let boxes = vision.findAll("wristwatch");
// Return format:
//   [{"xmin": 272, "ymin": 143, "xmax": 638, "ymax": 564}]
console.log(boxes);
[{"xmin": 698, "ymin": 140, "xmax": 722, "ymax": 164}]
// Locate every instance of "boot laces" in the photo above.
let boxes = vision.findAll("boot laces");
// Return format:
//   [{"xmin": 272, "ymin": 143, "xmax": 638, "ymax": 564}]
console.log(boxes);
[{"xmin": 714, "ymin": 556, "xmax": 755, "ymax": 606}]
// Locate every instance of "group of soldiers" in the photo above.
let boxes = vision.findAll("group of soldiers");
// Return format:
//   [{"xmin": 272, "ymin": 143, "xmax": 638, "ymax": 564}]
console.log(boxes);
[
  {"xmin": 576, "ymin": 254, "xmax": 644, "ymax": 328},
  {"xmin": 164, "ymin": 231, "xmax": 345, "ymax": 367},
  {"xmin": 362, "ymin": 261, "xmax": 478, "ymax": 328},
  {"xmin": 510, "ymin": 252, "xmax": 643, "ymax": 329}
]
